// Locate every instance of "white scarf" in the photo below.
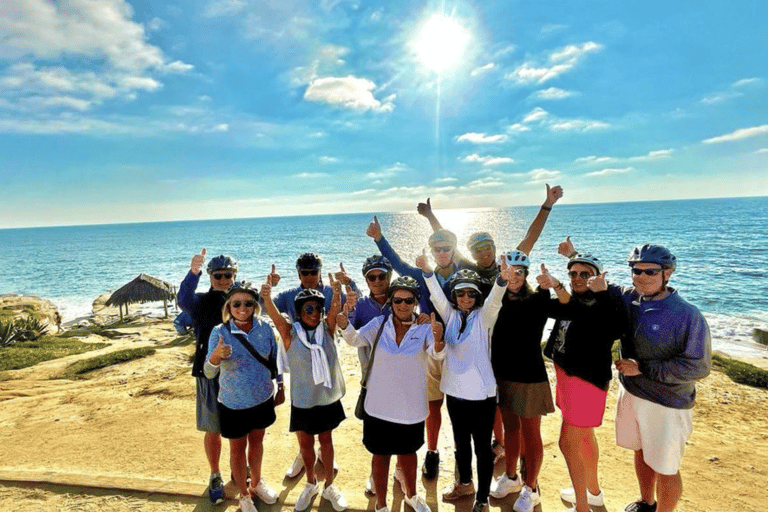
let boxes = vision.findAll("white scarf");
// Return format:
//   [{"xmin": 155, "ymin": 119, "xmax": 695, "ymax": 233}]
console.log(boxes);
[{"xmin": 293, "ymin": 322, "xmax": 332, "ymax": 388}]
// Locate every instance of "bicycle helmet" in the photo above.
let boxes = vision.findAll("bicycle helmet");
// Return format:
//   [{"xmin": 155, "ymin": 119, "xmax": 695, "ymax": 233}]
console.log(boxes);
[
  {"xmin": 467, "ymin": 232, "xmax": 495, "ymax": 251},
  {"xmin": 628, "ymin": 244, "xmax": 676, "ymax": 270},
  {"xmin": 428, "ymin": 229, "xmax": 457, "ymax": 248},
  {"xmin": 225, "ymin": 281, "xmax": 258, "ymax": 301},
  {"xmin": 387, "ymin": 276, "xmax": 421, "ymax": 302},
  {"xmin": 207, "ymin": 254, "xmax": 238, "ymax": 274},
  {"xmin": 449, "ymin": 269, "xmax": 485, "ymax": 308},
  {"xmin": 567, "ymin": 253, "xmax": 604, "ymax": 275},
  {"xmin": 500, "ymin": 250, "xmax": 530, "ymax": 268},
  {"xmin": 362, "ymin": 255, "xmax": 393, "ymax": 276},
  {"xmin": 296, "ymin": 252, "xmax": 322, "ymax": 271},
  {"xmin": 294, "ymin": 288, "xmax": 325, "ymax": 313}
]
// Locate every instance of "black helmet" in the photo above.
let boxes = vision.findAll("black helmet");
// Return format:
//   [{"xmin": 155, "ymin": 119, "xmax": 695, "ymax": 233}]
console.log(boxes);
[
  {"xmin": 628, "ymin": 244, "xmax": 676, "ymax": 270},
  {"xmin": 294, "ymin": 288, "xmax": 325, "ymax": 313},
  {"xmin": 225, "ymin": 281, "xmax": 258, "ymax": 301},
  {"xmin": 362, "ymin": 255, "xmax": 393, "ymax": 276},
  {"xmin": 207, "ymin": 254, "xmax": 238, "ymax": 274},
  {"xmin": 568, "ymin": 253, "xmax": 604, "ymax": 274},
  {"xmin": 387, "ymin": 276, "xmax": 421, "ymax": 302},
  {"xmin": 296, "ymin": 252, "xmax": 322, "ymax": 271},
  {"xmin": 449, "ymin": 269, "xmax": 485, "ymax": 308}
]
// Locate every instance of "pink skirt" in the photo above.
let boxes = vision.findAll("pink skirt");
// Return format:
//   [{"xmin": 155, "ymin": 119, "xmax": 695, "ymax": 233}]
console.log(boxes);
[{"xmin": 555, "ymin": 365, "xmax": 607, "ymax": 428}]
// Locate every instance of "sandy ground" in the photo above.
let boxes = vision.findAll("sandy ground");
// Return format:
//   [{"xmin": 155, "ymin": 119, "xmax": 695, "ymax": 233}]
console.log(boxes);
[{"xmin": 1, "ymin": 317, "xmax": 766, "ymax": 512}]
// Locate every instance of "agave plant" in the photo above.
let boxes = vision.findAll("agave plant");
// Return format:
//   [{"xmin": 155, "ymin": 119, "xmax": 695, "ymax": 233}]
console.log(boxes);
[
  {"xmin": 13, "ymin": 317, "xmax": 49, "ymax": 342},
  {"xmin": 0, "ymin": 320, "xmax": 19, "ymax": 347}
]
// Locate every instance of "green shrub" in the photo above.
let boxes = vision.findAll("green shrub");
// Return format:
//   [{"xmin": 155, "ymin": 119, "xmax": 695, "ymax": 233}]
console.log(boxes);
[
  {"xmin": 0, "ymin": 335, "xmax": 110, "ymax": 372},
  {"xmin": 60, "ymin": 347, "xmax": 156, "ymax": 380},
  {"xmin": 712, "ymin": 354, "xmax": 768, "ymax": 389},
  {"xmin": 0, "ymin": 320, "xmax": 20, "ymax": 347}
]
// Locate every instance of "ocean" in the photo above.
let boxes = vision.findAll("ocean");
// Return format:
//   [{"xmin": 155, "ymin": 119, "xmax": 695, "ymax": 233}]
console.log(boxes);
[{"xmin": 2, "ymin": 196, "xmax": 767, "ymax": 360}]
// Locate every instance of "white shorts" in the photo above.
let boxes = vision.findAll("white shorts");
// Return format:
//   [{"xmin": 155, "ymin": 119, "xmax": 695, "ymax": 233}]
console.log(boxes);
[{"xmin": 615, "ymin": 384, "xmax": 693, "ymax": 475}]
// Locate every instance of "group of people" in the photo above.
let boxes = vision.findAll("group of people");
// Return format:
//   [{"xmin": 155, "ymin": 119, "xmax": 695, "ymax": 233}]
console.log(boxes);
[{"xmin": 178, "ymin": 184, "xmax": 711, "ymax": 512}]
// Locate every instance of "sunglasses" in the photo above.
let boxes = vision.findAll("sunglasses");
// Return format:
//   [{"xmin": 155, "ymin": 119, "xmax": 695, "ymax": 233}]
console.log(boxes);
[
  {"xmin": 392, "ymin": 297, "xmax": 416, "ymax": 305},
  {"xmin": 366, "ymin": 273, "xmax": 388, "ymax": 282},
  {"xmin": 455, "ymin": 290, "xmax": 478, "ymax": 298},
  {"xmin": 432, "ymin": 245, "xmax": 452, "ymax": 253},
  {"xmin": 511, "ymin": 269, "xmax": 527, "ymax": 277},
  {"xmin": 472, "ymin": 244, "xmax": 494, "ymax": 253},
  {"xmin": 300, "ymin": 270, "xmax": 319, "ymax": 277},
  {"xmin": 302, "ymin": 305, "xmax": 322, "ymax": 315},
  {"xmin": 213, "ymin": 273, "xmax": 233, "ymax": 280},
  {"xmin": 632, "ymin": 268, "xmax": 663, "ymax": 276},
  {"xmin": 231, "ymin": 300, "xmax": 256, "ymax": 309},
  {"xmin": 568, "ymin": 271, "xmax": 594, "ymax": 280}
]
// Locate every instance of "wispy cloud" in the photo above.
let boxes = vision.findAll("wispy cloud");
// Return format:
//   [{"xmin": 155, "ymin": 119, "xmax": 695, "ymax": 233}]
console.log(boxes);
[
  {"xmin": 702, "ymin": 124, "xmax": 768, "ymax": 144},
  {"xmin": 532, "ymin": 87, "xmax": 575, "ymax": 100},
  {"xmin": 520, "ymin": 107, "xmax": 609, "ymax": 132},
  {"xmin": 574, "ymin": 155, "xmax": 616, "ymax": 165},
  {"xmin": 506, "ymin": 42, "xmax": 603, "ymax": 85},
  {"xmin": 733, "ymin": 77, "xmax": 762, "ymax": 88},
  {"xmin": 460, "ymin": 154, "xmax": 515, "ymax": 166},
  {"xmin": 522, "ymin": 107, "xmax": 549, "ymax": 123},
  {"xmin": 470, "ymin": 63, "xmax": 497, "ymax": 77},
  {"xmin": 630, "ymin": 149, "xmax": 673, "ymax": 161},
  {"xmin": 701, "ymin": 92, "xmax": 742, "ymax": 105},
  {"xmin": 585, "ymin": 167, "xmax": 634, "ymax": 177},
  {"xmin": 467, "ymin": 177, "xmax": 504, "ymax": 188},
  {"xmin": 527, "ymin": 168, "xmax": 561, "ymax": 183},
  {"xmin": 304, "ymin": 76, "xmax": 395, "ymax": 112},
  {"xmin": 755, "ymin": 148, "xmax": 768, "ymax": 154},
  {"xmin": 456, "ymin": 132, "xmax": 508, "ymax": 144},
  {"xmin": 319, "ymin": 156, "xmax": 339, "ymax": 163},
  {"xmin": 292, "ymin": 172, "xmax": 330, "ymax": 179},
  {"xmin": 436, "ymin": 177, "xmax": 458, "ymax": 183},
  {"xmin": 575, "ymin": 149, "xmax": 672, "ymax": 165},
  {"xmin": 365, "ymin": 162, "xmax": 408, "ymax": 179}
]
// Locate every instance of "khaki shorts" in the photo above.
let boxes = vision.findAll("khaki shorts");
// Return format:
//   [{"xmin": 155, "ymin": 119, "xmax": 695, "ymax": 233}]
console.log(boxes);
[
  {"xmin": 426, "ymin": 355, "xmax": 444, "ymax": 401},
  {"xmin": 497, "ymin": 380, "xmax": 555, "ymax": 418},
  {"xmin": 615, "ymin": 384, "xmax": 693, "ymax": 475}
]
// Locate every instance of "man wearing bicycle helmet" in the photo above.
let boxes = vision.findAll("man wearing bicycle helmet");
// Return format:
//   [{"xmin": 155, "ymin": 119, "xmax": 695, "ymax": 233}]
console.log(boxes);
[{"xmin": 178, "ymin": 249, "xmax": 238, "ymax": 504}]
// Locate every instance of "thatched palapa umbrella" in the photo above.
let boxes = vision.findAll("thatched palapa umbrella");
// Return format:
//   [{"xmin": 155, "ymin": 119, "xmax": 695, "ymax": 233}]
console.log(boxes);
[{"xmin": 106, "ymin": 273, "xmax": 175, "ymax": 319}]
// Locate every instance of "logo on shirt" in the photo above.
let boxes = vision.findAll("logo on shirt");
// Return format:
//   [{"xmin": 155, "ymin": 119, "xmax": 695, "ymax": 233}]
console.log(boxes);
[{"xmin": 652, "ymin": 324, "xmax": 660, "ymax": 331}]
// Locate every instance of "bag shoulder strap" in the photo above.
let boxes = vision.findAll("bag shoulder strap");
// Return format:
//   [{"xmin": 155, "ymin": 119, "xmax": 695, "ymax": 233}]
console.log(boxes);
[
  {"xmin": 360, "ymin": 317, "xmax": 387, "ymax": 387},
  {"xmin": 224, "ymin": 323, "xmax": 276, "ymax": 375}
]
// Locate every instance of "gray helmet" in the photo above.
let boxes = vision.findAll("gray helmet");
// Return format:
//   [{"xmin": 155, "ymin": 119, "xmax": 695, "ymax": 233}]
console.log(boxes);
[
  {"xmin": 294, "ymin": 288, "xmax": 325, "ymax": 313},
  {"xmin": 296, "ymin": 252, "xmax": 322, "ymax": 271},
  {"xmin": 568, "ymin": 253, "xmax": 604, "ymax": 275},
  {"xmin": 388, "ymin": 276, "xmax": 421, "ymax": 302},
  {"xmin": 362, "ymin": 255, "xmax": 393, "ymax": 276},
  {"xmin": 467, "ymin": 232, "xmax": 495, "ymax": 251},
  {"xmin": 449, "ymin": 269, "xmax": 485, "ymax": 308},
  {"xmin": 428, "ymin": 229, "xmax": 457, "ymax": 248},
  {"xmin": 628, "ymin": 244, "xmax": 676, "ymax": 270},
  {"xmin": 500, "ymin": 250, "xmax": 530, "ymax": 268},
  {"xmin": 207, "ymin": 254, "xmax": 238, "ymax": 274},
  {"xmin": 225, "ymin": 281, "xmax": 258, "ymax": 301}
]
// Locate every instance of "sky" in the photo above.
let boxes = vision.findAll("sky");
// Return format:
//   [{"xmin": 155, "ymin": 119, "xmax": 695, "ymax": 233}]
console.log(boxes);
[{"xmin": 1, "ymin": 0, "xmax": 767, "ymax": 228}]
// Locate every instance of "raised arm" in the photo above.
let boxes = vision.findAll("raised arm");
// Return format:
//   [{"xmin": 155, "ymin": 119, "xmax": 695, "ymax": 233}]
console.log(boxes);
[
  {"xmin": 178, "ymin": 248, "xmax": 206, "ymax": 313},
  {"xmin": 418, "ymin": 252, "xmax": 453, "ymax": 320},
  {"xmin": 367, "ymin": 215, "xmax": 422, "ymax": 280},
  {"xmin": 325, "ymin": 273, "xmax": 342, "ymax": 334},
  {"xmin": 516, "ymin": 184, "xmax": 563, "ymax": 255},
  {"xmin": 260, "ymin": 276, "xmax": 292, "ymax": 348},
  {"xmin": 417, "ymin": 197, "xmax": 444, "ymax": 231}
]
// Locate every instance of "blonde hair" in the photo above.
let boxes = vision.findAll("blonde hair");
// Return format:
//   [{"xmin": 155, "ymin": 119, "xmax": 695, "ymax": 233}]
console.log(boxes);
[{"xmin": 221, "ymin": 293, "xmax": 260, "ymax": 323}]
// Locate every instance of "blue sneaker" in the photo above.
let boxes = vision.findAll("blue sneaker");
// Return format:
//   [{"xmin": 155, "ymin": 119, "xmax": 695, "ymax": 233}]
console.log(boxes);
[{"xmin": 209, "ymin": 473, "xmax": 225, "ymax": 504}]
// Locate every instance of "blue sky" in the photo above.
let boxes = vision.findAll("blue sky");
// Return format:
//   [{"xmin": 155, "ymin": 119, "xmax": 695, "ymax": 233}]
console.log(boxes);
[{"xmin": 1, "ymin": 0, "xmax": 767, "ymax": 228}]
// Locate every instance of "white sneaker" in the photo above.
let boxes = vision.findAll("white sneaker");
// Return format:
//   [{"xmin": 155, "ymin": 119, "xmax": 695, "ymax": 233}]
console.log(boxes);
[
  {"xmin": 365, "ymin": 475, "xmax": 376, "ymax": 495},
  {"xmin": 294, "ymin": 480, "xmax": 320, "ymax": 511},
  {"xmin": 394, "ymin": 465, "xmax": 407, "ymax": 494},
  {"xmin": 239, "ymin": 495, "xmax": 258, "ymax": 512},
  {"xmin": 375, "ymin": 506, "xmax": 390, "ymax": 512},
  {"xmin": 489, "ymin": 473, "xmax": 523, "ymax": 499},
  {"xmin": 286, "ymin": 453, "xmax": 305, "ymax": 478},
  {"xmin": 513, "ymin": 485, "xmax": 541, "ymax": 512},
  {"xmin": 322, "ymin": 483, "xmax": 348, "ymax": 511},
  {"xmin": 405, "ymin": 494, "xmax": 432, "ymax": 512},
  {"xmin": 252, "ymin": 478, "xmax": 279, "ymax": 505},
  {"xmin": 559, "ymin": 487, "xmax": 605, "ymax": 507}
]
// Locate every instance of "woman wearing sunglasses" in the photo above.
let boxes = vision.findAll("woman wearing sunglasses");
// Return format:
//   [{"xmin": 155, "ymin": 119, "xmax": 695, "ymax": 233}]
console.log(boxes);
[
  {"xmin": 337, "ymin": 276, "xmax": 444, "ymax": 512},
  {"xmin": 261, "ymin": 275, "xmax": 348, "ymax": 512},
  {"xmin": 537, "ymin": 254, "xmax": 625, "ymax": 512},
  {"xmin": 416, "ymin": 254, "xmax": 515, "ymax": 512},
  {"xmin": 204, "ymin": 282, "xmax": 281, "ymax": 512}
]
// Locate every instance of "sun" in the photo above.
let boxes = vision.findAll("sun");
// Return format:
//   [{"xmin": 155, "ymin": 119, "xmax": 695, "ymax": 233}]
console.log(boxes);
[{"xmin": 414, "ymin": 14, "xmax": 471, "ymax": 74}]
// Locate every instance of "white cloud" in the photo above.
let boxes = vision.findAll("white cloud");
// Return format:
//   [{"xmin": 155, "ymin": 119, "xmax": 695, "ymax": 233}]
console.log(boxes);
[
  {"xmin": 351, "ymin": 188, "xmax": 376, "ymax": 195},
  {"xmin": 541, "ymin": 24, "xmax": 568, "ymax": 35},
  {"xmin": 365, "ymin": 162, "xmax": 408, "ymax": 179},
  {"xmin": 629, "ymin": 149, "xmax": 673, "ymax": 161},
  {"xmin": 701, "ymin": 92, "xmax": 742, "ymax": 104},
  {"xmin": 702, "ymin": 124, "xmax": 768, "ymax": 144},
  {"xmin": 209, "ymin": 123, "xmax": 229, "ymax": 132},
  {"xmin": 319, "ymin": 156, "xmax": 338, "ymax": 163},
  {"xmin": 507, "ymin": 123, "xmax": 531, "ymax": 133},
  {"xmin": 146, "ymin": 17, "xmax": 165, "ymax": 32},
  {"xmin": 304, "ymin": 76, "xmax": 395, "ymax": 112},
  {"xmin": 292, "ymin": 172, "xmax": 330, "ymax": 179},
  {"xmin": 456, "ymin": 132, "xmax": 508, "ymax": 144},
  {"xmin": 467, "ymin": 177, "xmax": 504, "ymax": 188},
  {"xmin": 506, "ymin": 41, "xmax": 603, "ymax": 85},
  {"xmin": 527, "ymin": 168, "xmax": 561, "ymax": 183},
  {"xmin": 549, "ymin": 119, "xmax": 610, "ymax": 132},
  {"xmin": 460, "ymin": 154, "xmax": 515, "ymax": 166},
  {"xmin": 733, "ymin": 78, "xmax": 762, "ymax": 88},
  {"xmin": 204, "ymin": 0, "xmax": 248, "ymax": 17},
  {"xmin": 436, "ymin": 177, "xmax": 458, "ymax": 183},
  {"xmin": 576, "ymin": 149, "xmax": 671, "ymax": 165},
  {"xmin": 585, "ymin": 167, "xmax": 634, "ymax": 177},
  {"xmin": 533, "ymin": 87, "xmax": 575, "ymax": 100},
  {"xmin": 470, "ymin": 63, "xmax": 496, "ymax": 77},
  {"xmin": 522, "ymin": 107, "xmax": 548, "ymax": 123},
  {"xmin": 754, "ymin": 148, "xmax": 768, "ymax": 154},
  {"xmin": 574, "ymin": 155, "xmax": 616, "ymax": 165}
]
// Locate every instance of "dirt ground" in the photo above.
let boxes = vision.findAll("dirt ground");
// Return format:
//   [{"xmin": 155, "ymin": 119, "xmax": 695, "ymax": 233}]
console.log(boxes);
[{"xmin": 0, "ymin": 318, "xmax": 766, "ymax": 512}]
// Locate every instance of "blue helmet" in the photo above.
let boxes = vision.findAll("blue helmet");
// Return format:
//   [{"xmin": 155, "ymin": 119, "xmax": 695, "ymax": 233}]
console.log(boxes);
[
  {"xmin": 467, "ymin": 232, "xmax": 495, "ymax": 251},
  {"xmin": 628, "ymin": 244, "xmax": 676, "ymax": 270},
  {"xmin": 500, "ymin": 250, "xmax": 530, "ymax": 268},
  {"xmin": 362, "ymin": 255, "xmax": 393, "ymax": 276},
  {"xmin": 296, "ymin": 252, "xmax": 322, "ymax": 271},
  {"xmin": 388, "ymin": 276, "xmax": 421, "ymax": 302},
  {"xmin": 428, "ymin": 229, "xmax": 457, "ymax": 248},
  {"xmin": 207, "ymin": 254, "xmax": 238, "ymax": 274},
  {"xmin": 568, "ymin": 253, "xmax": 604, "ymax": 274}
]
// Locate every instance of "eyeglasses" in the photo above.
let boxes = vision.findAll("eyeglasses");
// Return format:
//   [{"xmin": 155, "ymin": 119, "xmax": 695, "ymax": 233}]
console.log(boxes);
[
  {"xmin": 213, "ymin": 273, "xmax": 233, "ymax": 280},
  {"xmin": 568, "ymin": 271, "xmax": 594, "ymax": 280},
  {"xmin": 302, "ymin": 305, "xmax": 321, "ymax": 314},
  {"xmin": 632, "ymin": 268, "xmax": 663, "ymax": 276},
  {"xmin": 432, "ymin": 245, "xmax": 452, "ymax": 253},
  {"xmin": 392, "ymin": 297, "xmax": 416, "ymax": 305},
  {"xmin": 472, "ymin": 244, "xmax": 494, "ymax": 253},
  {"xmin": 455, "ymin": 290, "xmax": 478, "ymax": 298},
  {"xmin": 300, "ymin": 270, "xmax": 319, "ymax": 277},
  {"xmin": 231, "ymin": 300, "xmax": 255, "ymax": 309},
  {"xmin": 366, "ymin": 273, "xmax": 388, "ymax": 282}
]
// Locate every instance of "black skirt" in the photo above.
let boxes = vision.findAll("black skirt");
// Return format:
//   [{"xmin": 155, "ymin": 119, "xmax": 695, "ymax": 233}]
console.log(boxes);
[{"xmin": 289, "ymin": 399, "xmax": 346, "ymax": 435}]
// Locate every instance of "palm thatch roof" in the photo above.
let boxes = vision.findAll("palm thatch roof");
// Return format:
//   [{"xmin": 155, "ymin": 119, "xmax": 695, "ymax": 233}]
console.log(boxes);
[{"xmin": 105, "ymin": 274, "xmax": 174, "ymax": 307}]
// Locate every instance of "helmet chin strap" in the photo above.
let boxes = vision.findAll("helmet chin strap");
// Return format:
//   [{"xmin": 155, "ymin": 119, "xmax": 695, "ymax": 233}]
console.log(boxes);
[{"xmin": 396, "ymin": 313, "xmax": 416, "ymax": 326}]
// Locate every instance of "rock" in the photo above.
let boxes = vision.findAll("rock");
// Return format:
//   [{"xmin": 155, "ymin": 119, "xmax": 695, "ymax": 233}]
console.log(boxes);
[
  {"xmin": 0, "ymin": 294, "xmax": 59, "ymax": 325},
  {"xmin": 753, "ymin": 328, "xmax": 768, "ymax": 346}
]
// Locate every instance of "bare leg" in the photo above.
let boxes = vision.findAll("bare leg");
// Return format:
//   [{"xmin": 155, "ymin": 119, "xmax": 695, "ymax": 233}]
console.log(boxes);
[
  {"xmin": 372, "ymin": 454, "xmax": 392, "ymax": 509},
  {"xmin": 204, "ymin": 432, "xmax": 222, "ymax": 474},
  {"xmin": 426, "ymin": 399, "xmax": 443, "ymax": 451},
  {"xmin": 519, "ymin": 416, "xmax": 543, "ymax": 489},
  {"xmin": 493, "ymin": 407, "xmax": 504, "ymax": 446},
  {"xmin": 247, "ymin": 429, "xmax": 265, "ymax": 486},
  {"xmin": 230, "ymin": 436, "xmax": 249, "ymax": 496},
  {"xmin": 499, "ymin": 408, "xmax": 521, "ymax": 478},
  {"xmin": 296, "ymin": 432, "xmax": 317, "ymax": 484},
  {"xmin": 559, "ymin": 423, "xmax": 599, "ymax": 512},
  {"xmin": 398, "ymin": 453, "xmax": 418, "ymax": 497},
  {"xmin": 634, "ymin": 450, "xmax": 658, "ymax": 506},
  {"xmin": 657, "ymin": 472, "xmax": 683, "ymax": 512},
  {"xmin": 318, "ymin": 430, "xmax": 336, "ymax": 486}
]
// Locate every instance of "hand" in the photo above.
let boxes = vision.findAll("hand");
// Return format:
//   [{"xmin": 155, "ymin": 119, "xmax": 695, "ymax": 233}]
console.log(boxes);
[
  {"xmin": 558, "ymin": 236, "xmax": 576, "ymax": 258},
  {"xmin": 274, "ymin": 384, "xmax": 286, "ymax": 406},
  {"xmin": 498, "ymin": 257, "xmax": 513, "ymax": 282},
  {"xmin": 366, "ymin": 215, "xmax": 383, "ymax": 241},
  {"xmin": 329, "ymin": 273, "xmax": 342, "ymax": 295},
  {"xmin": 415, "ymin": 249, "xmax": 432, "ymax": 273},
  {"xmin": 615, "ymin": 358, "xmax": 641, "ymax": 377},
  {"xmin": 416, "ymin": 313, "xmax": 430, "ymax": 325},
  {"xmin": 191, "ymin": 248, "xmax": 206, "ymax": 274},
  {"xmin": 260, "ymin": 274, "xmax": 272, "ymax": 299},
  {"xmin": 335, "ymin": 311, "xmax": 349, "ymax": 330},
  {"xmin": 430, "ymin": 313, "xmax": 444, "ymax": 347},
  {"xmin": 587, "ymin": 271, "xmax": 608, "ymax": 293},
  {"xmin": 417, "ymin": 198, "xmax": 433, "ymax": 217},
  {"xmin": 211, "ymin": 335, "xmax": 232, "ymax": 364},
  {"xmin": 334, "ymin": 262, "xmax": 351, "ymax": 285},
  {"xmin": 345, "ymin": 289, "xmax": 358, "ymax": 311},
  {"xmin": 544, "ymin": 183, "xmax": 564, "ymax": 207},
  {"xmin": 269, "ymin": 264, "xmax": 281, "ymax": 286},
  {"xmin": 536, "ymin": 263, "xmax": 559, "ymax": 290}
]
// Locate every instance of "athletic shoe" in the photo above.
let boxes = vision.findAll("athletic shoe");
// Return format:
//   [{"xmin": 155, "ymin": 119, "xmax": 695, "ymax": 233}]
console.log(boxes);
[
  {"xmin": 422, "ymin": 450, "xmax": 440, "ymax": 479},
  {"xmin": 286, "ymin": 453, "xmax": 304, "ymax": 478},
  {"xmin": 624, "ymin": 500, "xmax": 657, "ymax": 512},
  {"xmin": 208, "ymin": 473, "xmax": 225, "ymax": 504},
  {"xmin": 471, "ymin": 500, "xmax": 488, "ymax": 512},
  {"xmin": 513, "ymin": 485, "xmax": 541, "ymax": 512},
  {"xmin": 442, "ymin": 481, "xmax": 476, "ymax": 502},
  {"xmin": 394, "ymin": 465, "xmax": 407, "ymax": 494},
  {"xmin": 560, "ymin": 487, "xmax": 605, "ymax": 507},
  {"xmin": 489, "ymin": 473, "xmax": 522, "ymax": 499},
  {"xmin": 557, "ymin": 508, "xmax": 576, "ymax": 512},
  {"xmin": 404, "ymin": 494, "xmax": 432, "ymax": 512},
  {"xmin": 251, "ymin": 478, "xmax": 279, "ymax": 504},
  {"xmin": 492, "ymin": 440, "xmax": 506, "ymax": 464},
  {"xmin": 294, "ymin": 480, "xmax": 320, "ymax": 511},
  {"xmin": 321, "ymin": 483, "xmax": 348, "ymax": 511},
  {"xmin": 365, "ymin": 475, "xmax": 376, "ymax": 495},
  {"xmin": 239, "ymin": 495, "xmax": 258, "ymax": 512},
  {"xmin": 375, "ymin": 506, "xmax": 390, "ymax": 512}
]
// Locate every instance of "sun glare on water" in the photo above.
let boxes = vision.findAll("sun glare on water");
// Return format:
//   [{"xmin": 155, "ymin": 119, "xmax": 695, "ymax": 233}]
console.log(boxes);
[{"xmin": 414, "ymin": 14, "xmax": 471, "ymax": 74}]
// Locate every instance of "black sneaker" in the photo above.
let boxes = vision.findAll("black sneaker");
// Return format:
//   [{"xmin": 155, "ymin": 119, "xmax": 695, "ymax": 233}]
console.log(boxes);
[
  {"xmin": 422, "ymin": 450, "xmax": 440, "ymax": 479},
  {"xmin": 471, "ymin": 500, "xmax": 488, "ymax": 512},
  {"xmin": 209, "ymin": 473, "xmax": 225, "ymax": 504},
  {"xmin": 624, "ymin": 500, "xmax": 657, "ymax": 512}
]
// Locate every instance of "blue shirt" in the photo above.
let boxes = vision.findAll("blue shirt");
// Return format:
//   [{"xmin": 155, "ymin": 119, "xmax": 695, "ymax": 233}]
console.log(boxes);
[
  {"xmin": 349, "ymin": 294, "xmax": 391, "ymax": 369},
  {"xmin": 273, "ymin": 280, "xmax": 361, "ymax": 321}
]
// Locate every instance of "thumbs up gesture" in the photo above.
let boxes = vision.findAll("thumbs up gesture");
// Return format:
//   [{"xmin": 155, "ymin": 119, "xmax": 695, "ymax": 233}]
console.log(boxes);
[
  {"xmin": 334, "ymin": 262, "xmax": 351, "ymax": 286},
  {"xmin": 366, "ymin": 215, "xmax": 383, "ymax": 241},
  {"xmin": 430, "ymin": 313, "xmax": 445, "ymax": 351},
  {"xmin": 268, "ymin": 264, "xmax": 281, "ymax": 287},
  {"xmin": 210, "ymin": 335, "xmax": 232, "ymax": 365},
  {"xmin": 416, "ymin": 248, "xmax": 432, "ymax": 273},
  {"xmin": 191, "ymin": 248, "xmax": 206, "ymax": 274},
  {"xmin": 536, "ymin": 263, "xmax": 559, "ymax": 289}
]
